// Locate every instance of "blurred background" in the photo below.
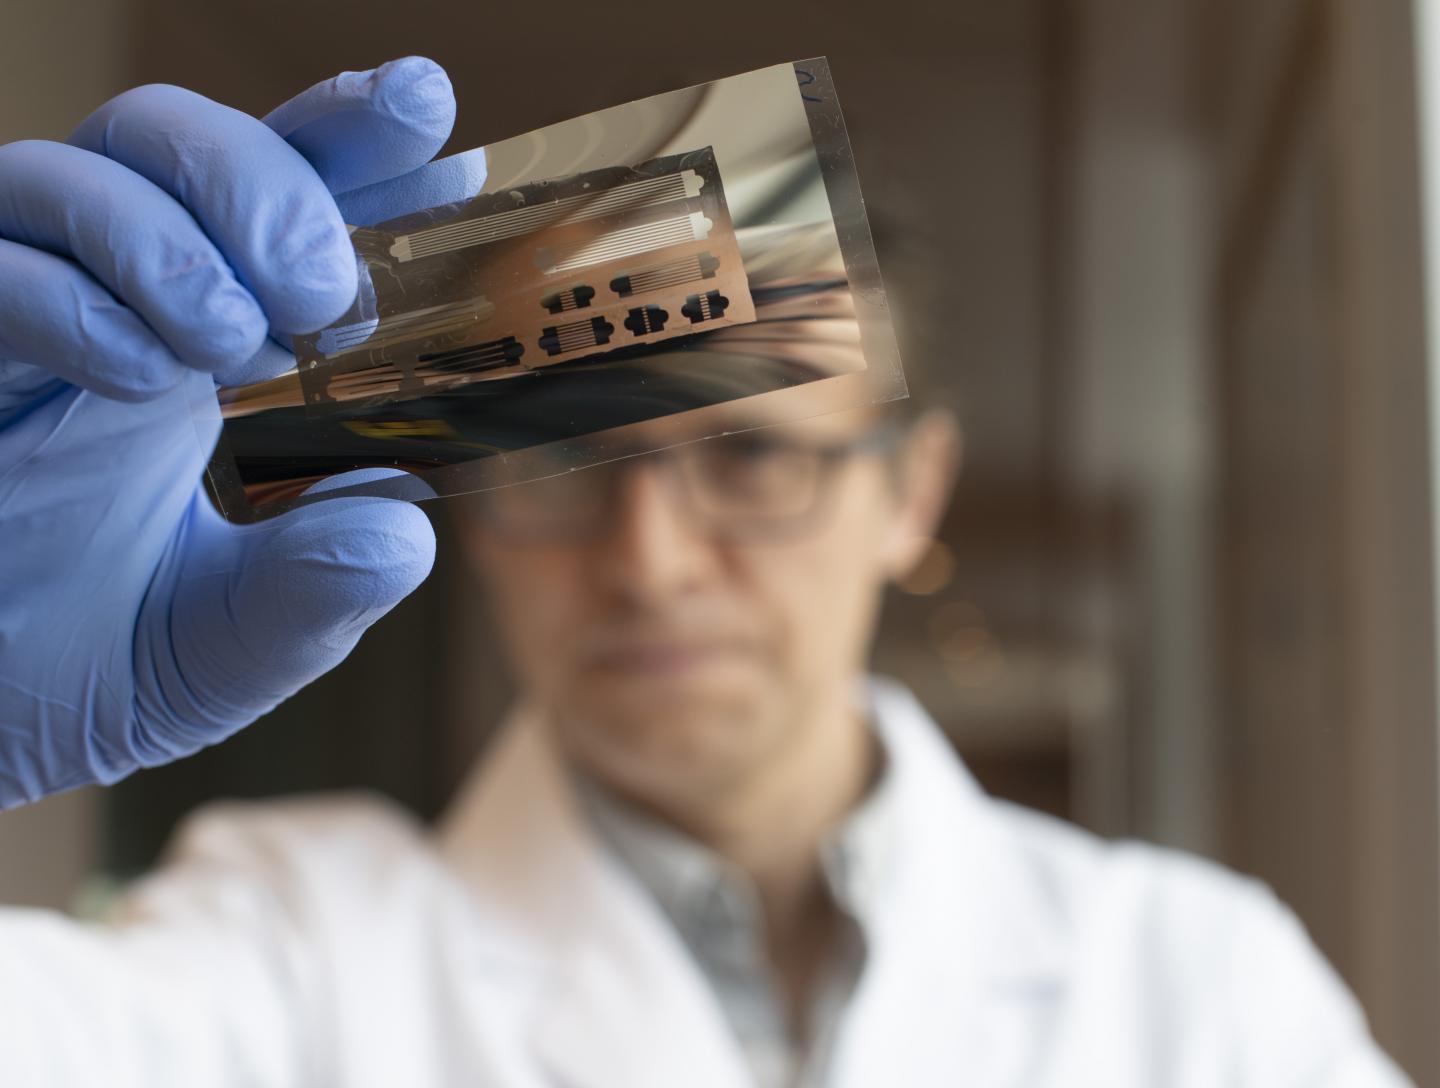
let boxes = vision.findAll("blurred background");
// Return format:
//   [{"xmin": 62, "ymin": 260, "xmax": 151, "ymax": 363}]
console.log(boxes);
[{"xmin": 4, "ymin": 0, "xmax": 1440, "ymax": 1081}]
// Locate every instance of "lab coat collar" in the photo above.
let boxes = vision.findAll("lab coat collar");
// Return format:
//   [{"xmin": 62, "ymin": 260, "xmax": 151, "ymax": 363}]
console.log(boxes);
[
  {"xmin": 865, "ymin": 676, "xmax": 1071, "ymax": 983},
  {"xmin": 827, "ymin": 679, "xmax": 1072, "ymax": 1087},
  {"xmin": 434, "ymin": 677, "xmax": 1071, "ymax": 1088}
]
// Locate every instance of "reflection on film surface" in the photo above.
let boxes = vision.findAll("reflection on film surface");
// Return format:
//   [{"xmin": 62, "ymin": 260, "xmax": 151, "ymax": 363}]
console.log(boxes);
[{"xmin": 208, "ymin": 59, "xmax": 896, "ymax": 519}]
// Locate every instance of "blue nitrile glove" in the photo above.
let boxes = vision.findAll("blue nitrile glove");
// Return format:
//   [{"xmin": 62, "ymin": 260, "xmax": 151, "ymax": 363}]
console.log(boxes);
[{"xmin": 0, "ymin": 57, "xmax": 488, "ymax": 807}]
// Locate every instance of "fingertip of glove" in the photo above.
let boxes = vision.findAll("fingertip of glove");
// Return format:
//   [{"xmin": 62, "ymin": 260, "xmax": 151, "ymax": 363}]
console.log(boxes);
[
  {"xmin": 373, "ymin": 501, "xmax": 438, "ymax": 592},
  {"xmin": 187, "ymin": 285, "xmax": 271, "ymax": 373},
  {"xmin": 266, "ymin": 214, "xmax": 359, "ymax": 334},
  {"xmin": 334, "ymin": 147, "xmax": 488, "ymax": 227},
  {"xmin": 214, "ymin": 336, "xmax": 295, "ymax": 389},
  {"xmin": 297, "ymin": 468, "xmax": 438, "ymax": 591},
  {"xmin": 289, "ymin": 495, "xmax": 437, "ymax": 608},
  {"xmin": 230, "ymin": 497, "xmax": 435, "ymax": 665},
  {"xmin": 371, "ymin": 57, "xmax": 455, "ymax": 133}
]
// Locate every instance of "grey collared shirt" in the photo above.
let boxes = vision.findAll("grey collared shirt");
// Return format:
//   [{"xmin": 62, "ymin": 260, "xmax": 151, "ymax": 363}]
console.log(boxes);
[{"xmin": 573, "ymin": 742, "xmax": 897, "ymax": 1088}]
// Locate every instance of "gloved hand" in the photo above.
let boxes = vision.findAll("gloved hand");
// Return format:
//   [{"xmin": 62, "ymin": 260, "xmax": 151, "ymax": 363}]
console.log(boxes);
[{"xmin": 0, "ymin": 57, "xmax": 487, "ymax": 808}]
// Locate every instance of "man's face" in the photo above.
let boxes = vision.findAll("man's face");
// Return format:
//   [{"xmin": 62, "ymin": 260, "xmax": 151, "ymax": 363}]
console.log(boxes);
[{"xmin": 461, "ymin": 408, "xmax": 954, "ymax": 808}]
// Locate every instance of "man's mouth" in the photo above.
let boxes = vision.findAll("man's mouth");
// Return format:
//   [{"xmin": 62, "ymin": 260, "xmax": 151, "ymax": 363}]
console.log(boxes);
[{"xmin": 583, "ymin": 635, "xmax": 752, "ymax": 676}]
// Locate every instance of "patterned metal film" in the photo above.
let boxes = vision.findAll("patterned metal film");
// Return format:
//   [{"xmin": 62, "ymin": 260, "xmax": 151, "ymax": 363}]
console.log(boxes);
[{"xmin": 200, "ymin": 58, "xmax": 906, "ymax": 521}]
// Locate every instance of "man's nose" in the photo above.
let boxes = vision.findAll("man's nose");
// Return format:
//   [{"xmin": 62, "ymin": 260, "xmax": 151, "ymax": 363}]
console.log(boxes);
[{"xmin": 593, "ymin": 462, "xmax": 718, "ymax": 601}]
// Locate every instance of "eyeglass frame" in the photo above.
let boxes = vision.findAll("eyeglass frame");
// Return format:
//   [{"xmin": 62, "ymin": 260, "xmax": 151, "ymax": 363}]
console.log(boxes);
[{"xmin": 468, "ymin": 417, "xmax": 909, "ymax": 543}]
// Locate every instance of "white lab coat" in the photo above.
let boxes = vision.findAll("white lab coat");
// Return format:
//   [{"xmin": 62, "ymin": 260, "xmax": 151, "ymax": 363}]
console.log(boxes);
[{"xmin": 0, "ymin": 680, "xmax": 1410, "ymax": 1086}]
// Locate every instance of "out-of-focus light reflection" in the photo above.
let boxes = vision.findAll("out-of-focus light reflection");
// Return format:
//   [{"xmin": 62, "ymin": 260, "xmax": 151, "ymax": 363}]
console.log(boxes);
[{"xmin": 926, "ymin": 598, "xmax": 1006, "ymax": 688}]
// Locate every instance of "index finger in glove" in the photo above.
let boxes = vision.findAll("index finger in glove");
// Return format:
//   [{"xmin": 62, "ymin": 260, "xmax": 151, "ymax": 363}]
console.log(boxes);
[
  {"xmin": 264, "ymin": 56, "xmax": 456, "ymax": 196},
  {"xmin": 69, "ymin": 85, "xmax": 356, "ymax": 336}
]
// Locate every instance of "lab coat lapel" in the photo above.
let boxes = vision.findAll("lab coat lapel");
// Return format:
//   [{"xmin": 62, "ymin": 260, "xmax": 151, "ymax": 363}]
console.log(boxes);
[
  {"xmin": 436, "ymin": 712, "xmax": 753, "ymax": 1088},
  {"xmin": 828, "ymin": 682, "xmax": 1071, "ymax": 1088}
]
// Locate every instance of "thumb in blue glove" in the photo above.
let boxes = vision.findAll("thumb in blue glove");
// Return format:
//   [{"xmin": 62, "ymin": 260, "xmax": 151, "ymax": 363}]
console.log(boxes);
[{"xmin": 0, "ymin": 58, "xmax": 488, "ymax": 806}]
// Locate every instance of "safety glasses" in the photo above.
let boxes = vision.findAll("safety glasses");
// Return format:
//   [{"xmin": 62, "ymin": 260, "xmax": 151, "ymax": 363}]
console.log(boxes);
[{"xmin": 473, "ymin": 420, "xmax": 904, "ymax": 542}]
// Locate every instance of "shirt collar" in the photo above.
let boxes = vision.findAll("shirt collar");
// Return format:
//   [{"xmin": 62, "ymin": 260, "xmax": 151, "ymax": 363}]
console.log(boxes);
[
  {"xmin": 569, "ymin": 698, "xmax": 900, "ymax": 948},
  {"xmin": 436, "ymin": 675, "xmax": 1071, "ymax": 988}
]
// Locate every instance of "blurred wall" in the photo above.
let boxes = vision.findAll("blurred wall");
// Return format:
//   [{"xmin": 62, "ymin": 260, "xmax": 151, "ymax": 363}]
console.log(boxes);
[
  {"xmin": 1058, "ymin": 0, "xmax": 1218, "ymax": 852},
  {"xmin": 1206, "ymin": 0, "xmax": 1440, "ymax": 1078}
]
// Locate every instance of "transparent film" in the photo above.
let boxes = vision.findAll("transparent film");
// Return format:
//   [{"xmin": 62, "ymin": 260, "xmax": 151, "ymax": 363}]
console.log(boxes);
[{"xmin": 201, "ymin": 58, "xmax": 906, "ymax": 520}]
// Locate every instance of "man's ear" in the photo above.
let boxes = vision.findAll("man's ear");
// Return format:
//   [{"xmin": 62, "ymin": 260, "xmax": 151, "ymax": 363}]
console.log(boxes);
[{"xmin": 881, "ymin": 408, "xmax": 963, "ymax": 580}]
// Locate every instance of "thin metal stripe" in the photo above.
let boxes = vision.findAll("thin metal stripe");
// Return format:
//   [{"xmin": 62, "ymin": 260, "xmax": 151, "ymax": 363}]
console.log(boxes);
[
  {"xmin": 630, "ymin": 266, "xmax": 701, "ymax": 292},
  {"xmin": 546, "ymin": 216, "xmax": 701, "ymax": 275}
]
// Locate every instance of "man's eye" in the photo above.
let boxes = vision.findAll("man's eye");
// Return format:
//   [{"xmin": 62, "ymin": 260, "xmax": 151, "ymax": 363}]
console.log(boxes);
[
  {"xmin": 702, "ymin": 444, "xmax": 783, "ymax": 476},
  {"xmin": 710, "ymin": 437, "xmax": 787, "ymax": 462},
  {"xmin": 701, "ymin": 446, "xmax": 814, "ymax": 491}
]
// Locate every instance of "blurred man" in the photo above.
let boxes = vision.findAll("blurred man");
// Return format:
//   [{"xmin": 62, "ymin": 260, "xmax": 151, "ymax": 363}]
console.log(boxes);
[
  {"xmin": 0, "ymin": 58, "xmax": 1410, "ymax": 1088},
  {"xmin": 2, "ymin": 399, "xmax": 1410, "ymax": 1085}
]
